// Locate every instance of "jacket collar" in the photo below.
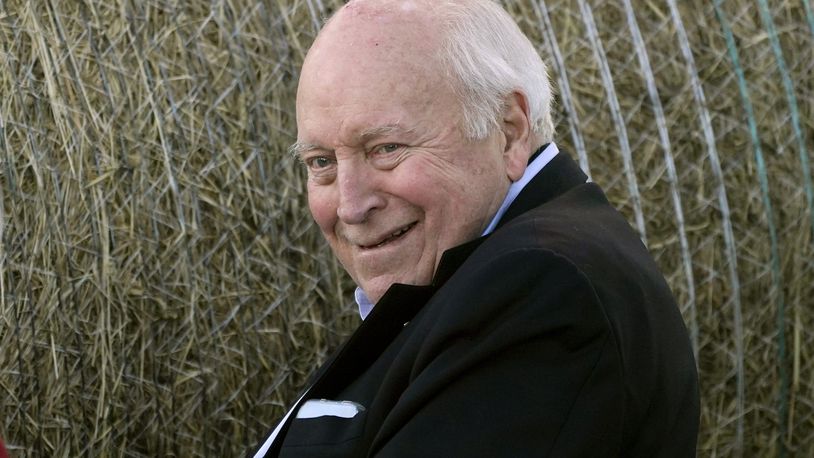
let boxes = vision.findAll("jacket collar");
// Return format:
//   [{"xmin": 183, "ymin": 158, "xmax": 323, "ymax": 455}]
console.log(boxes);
[{"xmin": 495, "ymin": 148, "xmax": 589, "ymax": 231}]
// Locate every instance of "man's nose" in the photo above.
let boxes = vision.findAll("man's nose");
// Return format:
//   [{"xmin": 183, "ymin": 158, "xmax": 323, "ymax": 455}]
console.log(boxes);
[{"xmin": 336, "ymin": 163, "xmax": 385, "ymax": 224}]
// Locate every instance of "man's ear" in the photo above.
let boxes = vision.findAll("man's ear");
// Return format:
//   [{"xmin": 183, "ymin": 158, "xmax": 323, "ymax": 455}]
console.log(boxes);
[{"xmin": 501, "ymin": 91, "xmax": 534, "ymax": 182}]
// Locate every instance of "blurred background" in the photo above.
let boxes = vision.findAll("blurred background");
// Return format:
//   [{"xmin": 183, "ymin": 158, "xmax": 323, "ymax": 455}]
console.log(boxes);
[{"xmin": 0, "ymin": 0, "xmax": 812, "ymax": 456}]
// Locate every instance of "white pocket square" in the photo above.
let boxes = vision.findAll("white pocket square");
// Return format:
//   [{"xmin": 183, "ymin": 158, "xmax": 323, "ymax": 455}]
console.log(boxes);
[{"xmin": 296, "ymin": 399, "xmax": 366, "ymax": 419}]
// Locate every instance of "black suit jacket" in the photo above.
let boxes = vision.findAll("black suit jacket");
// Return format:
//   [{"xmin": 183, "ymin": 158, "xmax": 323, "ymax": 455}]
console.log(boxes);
[{"xmin": 258, "ymin": 151, "xmax": 699, "ymax": 457}]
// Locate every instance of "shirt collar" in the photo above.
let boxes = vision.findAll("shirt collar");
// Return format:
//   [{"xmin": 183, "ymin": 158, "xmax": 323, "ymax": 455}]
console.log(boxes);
[
  {"xmin": 355, "ymin": 143, "xmax": 560, "ymax": 319},
  {"xmin": 480, "ymin": 142, "xmax": 559, "ymax": 236},
  {"xmin": 355, "ymin": 287, "xmax": 376, "ymax": 320}
]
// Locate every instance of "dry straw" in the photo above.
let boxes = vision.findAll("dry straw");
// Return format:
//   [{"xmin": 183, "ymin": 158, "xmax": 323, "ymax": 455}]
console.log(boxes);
[{"xmin": 0, "ymin": 0, "xmax": 812, "ymax": 456}]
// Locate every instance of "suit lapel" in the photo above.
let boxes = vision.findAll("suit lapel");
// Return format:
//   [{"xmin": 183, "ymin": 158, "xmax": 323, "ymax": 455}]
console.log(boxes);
[
  {"xmin": 308, "ymin": 284, "xmax": 434, "ymax": 397},
  {"xmin": 307, "ymin": 235, "xmax": 487, "ymax": 396},
  {"xmin": 257, "ymin": 284, "xmax": 435, "ymax": 456}
]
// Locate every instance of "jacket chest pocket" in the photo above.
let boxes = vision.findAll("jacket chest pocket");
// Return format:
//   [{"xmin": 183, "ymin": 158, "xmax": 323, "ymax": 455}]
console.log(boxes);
[{"xmin": 279, "ymin": 411, "xmax": 368, "ymax": 457}]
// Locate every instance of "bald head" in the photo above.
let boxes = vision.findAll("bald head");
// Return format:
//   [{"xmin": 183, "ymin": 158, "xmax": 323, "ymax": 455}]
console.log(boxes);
[
  {"xmin": 334, "ymin": 0, "xmax": 437, "ymax": 21},
  {"xmin": 299, "ymin": 0, "xmax": 447, "ymax": 105},
  {"xmin": 296, "ymin": 0, "xmax": 459, "ymax": 157},
  {"xmin": 299, "ymin": 0, "xmax": 553, "ymax": 144},
  {"xmin": 310, "ymin": 0, "xmax": 444, "ymax": 55},
  {"xmin": 325, "ymin": 0, "xmax": 444, "ymax": 35}
]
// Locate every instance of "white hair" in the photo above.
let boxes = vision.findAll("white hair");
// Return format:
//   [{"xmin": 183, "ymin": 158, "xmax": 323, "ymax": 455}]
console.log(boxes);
[{"xmin": 437, "ymin": 0, "xmax": 554, "ymax": 142}]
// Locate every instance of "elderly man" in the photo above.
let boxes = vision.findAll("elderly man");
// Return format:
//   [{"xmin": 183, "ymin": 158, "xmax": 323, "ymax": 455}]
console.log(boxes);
[{"xmin": 254, "ymin": 0, "xmax": 699, "ymax": 456}]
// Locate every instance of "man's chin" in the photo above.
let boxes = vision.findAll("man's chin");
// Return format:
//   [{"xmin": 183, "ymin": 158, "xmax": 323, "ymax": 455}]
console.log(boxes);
[
  {"xmin": 355, "ymin": 262, "xmax": 436, "ymax": 304},
  {"xmin": 358, "ymin": 282, "xmax": 391, "ymax": 306},
  {"xmin": 358, "ymin": 274, "xmax": 411, "ymax": 305}
]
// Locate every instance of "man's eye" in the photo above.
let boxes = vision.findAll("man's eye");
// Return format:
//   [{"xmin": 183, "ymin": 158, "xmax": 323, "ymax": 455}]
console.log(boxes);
[
  {"xmin": 306, "ymin": 156, "xmax": 333, "ymax": 169},
  {"xmin": 378, "ymin": 144, "xmax": 401, "ymax": 154}
]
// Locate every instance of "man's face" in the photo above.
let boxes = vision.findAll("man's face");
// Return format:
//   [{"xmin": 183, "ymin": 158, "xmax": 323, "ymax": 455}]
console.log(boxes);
[{"xmin": 295, "ymin": 6, "xmax": 517, "ymax": 304}]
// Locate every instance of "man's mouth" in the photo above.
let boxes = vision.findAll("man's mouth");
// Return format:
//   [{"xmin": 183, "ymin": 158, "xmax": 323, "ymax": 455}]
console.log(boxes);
[{"xmin": 360, "ymin": 222, "xmax": 417, "ymax": 249}]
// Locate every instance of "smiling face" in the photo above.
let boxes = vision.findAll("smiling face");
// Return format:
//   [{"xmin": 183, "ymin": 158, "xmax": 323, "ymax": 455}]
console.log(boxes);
[{"xmin": 295, "ymin": 1, "xmax": 529, "ymax": 304}]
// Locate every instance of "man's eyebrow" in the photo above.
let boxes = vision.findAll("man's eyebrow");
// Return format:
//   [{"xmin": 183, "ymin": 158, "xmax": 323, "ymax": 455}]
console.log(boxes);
[
  {"xmin": 358, "ymin": 124, "xmax": 415, "ymax": 142},
  {"xmin": 288, "ymin": 125, "xmax": 415, "ymax": 156},
  {"xmin": 288, "ymin": 141, "xmax": 323, "ymax": 157}
]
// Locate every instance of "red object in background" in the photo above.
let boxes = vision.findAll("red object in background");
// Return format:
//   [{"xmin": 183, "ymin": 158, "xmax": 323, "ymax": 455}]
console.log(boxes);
[{"xmin": 0, "ymin": 437, "xmax": 8, "ymax": 458}]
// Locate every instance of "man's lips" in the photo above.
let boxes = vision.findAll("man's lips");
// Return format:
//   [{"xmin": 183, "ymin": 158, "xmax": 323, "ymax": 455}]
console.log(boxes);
[{"xmin": 359, "ymin": 222, "xmax": 417, "ymax": 249}]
